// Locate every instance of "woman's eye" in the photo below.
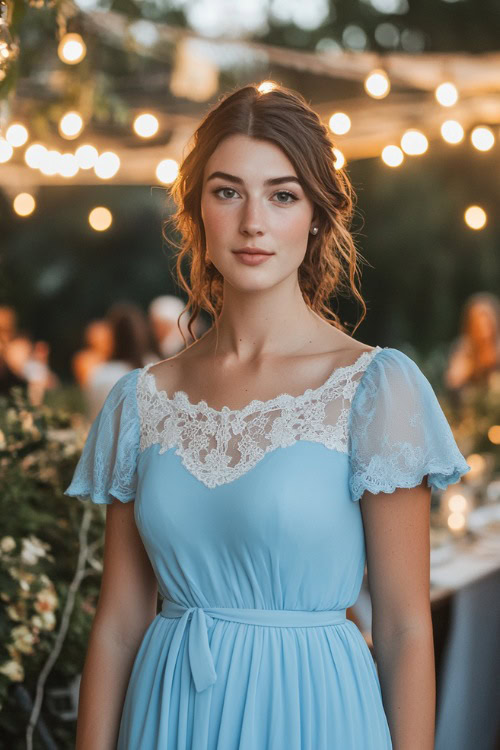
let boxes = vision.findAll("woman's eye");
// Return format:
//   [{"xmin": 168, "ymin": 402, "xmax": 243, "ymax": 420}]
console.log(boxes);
[
  {"xmin": 214, "ymin": 187, "xmax": 238, "ymax": 199},
  {"xmin": 274, "ymin": 191, "xmax": 298, "ymax": 204}
]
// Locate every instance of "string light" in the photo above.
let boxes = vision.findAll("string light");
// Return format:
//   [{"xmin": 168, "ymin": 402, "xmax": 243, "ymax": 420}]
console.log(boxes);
[
  {"xmin": 59, "ymin": 111, "xmax": 84, "ymax": 139},
  {"xmin": 39, "ymin": 149, "xmax": 62, "ymax": 176},
  {"xmin": 156, "ymin": 158, "xmax": 179, "ymax": 184},
  {"xmin": 25, "ymin": 143, "xmax": 47, "ymax": 168},
  {"xmin": 59, "ymin": 153, "xmax": 79, "ymax": 178},
  {"xmin": 133, "ymin": 113, "xmax": 159, "ymax": 138},
  {"xmin": 400, "ymin": 129, "xmax": 428, "ymax": 155},
  {"xmin": 13, "ymin": 192, "xmax": 36, "ymax": 217},
  {"xmin": 74, "ymin": 144, "xmax": 98, "ymax": 169},
  {"xmin": 435, "ymin": 82, "xmax": 458, "ymax": 107},
  {"xmin": 94, "ymin": 151, "xmax": 120, "ymax": 179},
  {"xmin": 57, "ymin": 33, "xmax": 86, "ymax": 64},
  {"xmin": 332, "ymin": 148, "xmax": 345, "ymax": 169},
  {"xmin": 6, "ymin": 123, "xmax": 28, "ymax": 147},
  {"xmin": 89, "ymin": 206, "xmax": 112, "ymax": 231},
  {"xmin": 329, "ymin": 112, "xmax": 351, "ymax": 135},
  {"xmin": 364, "ymin": 69, "xmax": 390, "ymax": 99},
  {"xmin": 441, "ymin": 120, "xmax": 464, "ymax": 144},
  {"xmin": 470, "ymin": 126, "xmax": 495, "ymax": 151},
  {"xmin": 464, "ymin": 205, "xmax": 487, "ymax": 230},
  {"xmin": 381, "ymin": 145, "xmax": 404, "ymax": 167},
  {"xmin": 0, "ymin": 136, "xmax": 13, "ymax": 162}
]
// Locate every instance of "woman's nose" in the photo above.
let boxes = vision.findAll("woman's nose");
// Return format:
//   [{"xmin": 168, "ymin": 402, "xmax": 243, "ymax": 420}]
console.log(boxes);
[{"xmin": 239, "ymin": 198, "xmax": 265, "ymax": 235}]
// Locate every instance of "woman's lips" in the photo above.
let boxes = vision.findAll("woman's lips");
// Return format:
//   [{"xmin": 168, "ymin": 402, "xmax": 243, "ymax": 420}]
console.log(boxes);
[{"xmin": 232, "ymin": 251, "xmax": 273, "ymax": 265}]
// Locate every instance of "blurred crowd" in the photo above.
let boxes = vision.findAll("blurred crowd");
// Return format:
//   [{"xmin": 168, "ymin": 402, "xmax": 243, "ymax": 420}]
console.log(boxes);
[
  {"xmin": 0, "ymin": 296, "xmax": 206, "ymax": 419},
  {"xmin": 0, "ymin": 290, "xmax": 498, "ymax": 421}
]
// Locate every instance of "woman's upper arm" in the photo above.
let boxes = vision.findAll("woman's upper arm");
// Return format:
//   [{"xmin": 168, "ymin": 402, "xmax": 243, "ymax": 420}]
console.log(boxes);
[
  {"xmin": 360, "ymin": 478, "xmax": 432, "ymax": 644},
  {"xmin": 94, "ymin": 499, "xmax": 158, "ymax": 649}
]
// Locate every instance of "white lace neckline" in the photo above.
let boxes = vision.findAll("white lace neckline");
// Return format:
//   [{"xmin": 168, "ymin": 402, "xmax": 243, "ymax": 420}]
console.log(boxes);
[{"xmin": 141, "ymin": 345, "xmax": 383, "ymax": 418}]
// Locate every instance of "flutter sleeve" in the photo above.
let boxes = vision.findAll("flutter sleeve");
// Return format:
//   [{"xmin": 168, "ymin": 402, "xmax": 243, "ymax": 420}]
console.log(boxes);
[
  {"xmin": 348, "ymin": 347, "xmax": 471, "ymax": 503},
  {"xmin": 64, "ymin": 369, "xmax": 141, "ymax": 504}
]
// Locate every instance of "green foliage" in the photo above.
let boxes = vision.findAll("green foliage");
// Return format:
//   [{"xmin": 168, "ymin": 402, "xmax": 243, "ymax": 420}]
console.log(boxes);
[{"xmin": 0, "ymin": 387, "xmax": 105, "ymax": 748}]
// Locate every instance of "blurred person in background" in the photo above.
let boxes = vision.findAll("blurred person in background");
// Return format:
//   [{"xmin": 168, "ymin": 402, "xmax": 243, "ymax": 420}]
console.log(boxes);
[
  {"xmin": 445, "ymin": 292, "xmax": 500, "ymax": 394},
  {"xmin": 72, "ymin": 319, "xmax": 114, "ymax": 389},
  {"xmin": 148, "ymin": 295, "xmax": 193, "ymax": 357},
  {"xmin": 84, "ymin": 302, "xmax": 158, "ymax": 421}
]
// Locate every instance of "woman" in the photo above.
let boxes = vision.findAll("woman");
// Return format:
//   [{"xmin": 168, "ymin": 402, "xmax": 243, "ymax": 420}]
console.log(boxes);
[
  {"xmin": 83, "ymin": 301, "xmax": 159, "ymax": 421},
  {"xmin": 65, "ymin": 83, "xmax": 470, "ymax": 749}
]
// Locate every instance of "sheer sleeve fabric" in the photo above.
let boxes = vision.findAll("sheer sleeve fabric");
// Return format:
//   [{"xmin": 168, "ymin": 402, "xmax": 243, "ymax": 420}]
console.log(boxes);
[
  {"xmin": 348, "ymin": 348, "xmax": 471, "ymax": 503},
  {"xmin": 64, "ymin": 369, "xmax": 141, "ymax": 504}
]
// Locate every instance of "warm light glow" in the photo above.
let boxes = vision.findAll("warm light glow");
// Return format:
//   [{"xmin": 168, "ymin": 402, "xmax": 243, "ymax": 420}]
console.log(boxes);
[
  {"xmin": 258, "ymin": 81, "xmax": 276, "ymax": 94},
  {"xmin": 133, "ymin": 113, "xmax": 159, "ymax": 138},
  {"xmin": 448, "ymin": 494, "xmax": 468, "ymax": 514},
  {"xmin": 58, "ymin": 33, "xmax": 87, "ymax": 64},
  {"xmin": 464, "ymin": 205, "xmax": 487, "ymax": 230},
  {"xmin": 470, "ymin": 126, "xmax": 495, "ymax": 151},
  {"xmin": 364, "ymin": 69, "xmax": 390, "ymax": 99},
  {"xmin": 39, "ymin": 150, "xmax": 62, "ymax": 176},
  {"xmin": 89, "ymin": 207, "xmax": 113, "ymax": 232},
  {"xmin": 0, "ymin": 137, "xmax": 14, "ymax": 163},
  {"xmin": 329, "ymin": 112, "xmax": 351, "ymax": 135},
  {"xmin": 381, "ymin": 145, "xmax": 404, "ymax": 167},
  {"xmin": 94, "ymin": 151, "xmax": 120, "ymax": 179},
  {"xmin": 400, "ymin": 129, "xmax": 428, "ymax": 155},
  {"xmin": 58, "ymin": 153, "xmax": 79, "ymax": 178},
  {"xmin": 24, "ymin": 143, "xmax": 47, "ymax": 169},
  {"xmin": 435, "ymin": 82, "xmax": 458, "ymax": 107},
  {"xmin": 13, "ymin": 192, "xmax": 36, "ymax": 217},
  {"xmin": 332, "ymin": 148, "xmax": 345, "ymax": 169},
  {"xmin": 448, "ymin": 512, "xmax": 466, "ymax": 531},
  {"xmin": 59, "ymin": 111, "xmax": 84, "ymax": 139},
  {"xmin": 6, "ymin": 123, "xmax": 28, "ymax": 147},
  {"xmin": 156, "ymin": 158, "xmax": 179, "ymax": 184},
  {"xmin": 75, "ymin": 144, "xmax": 98, "ymax": 169},
  {"xmin": 488, "ymin": 425, "xmax": 500, "ymax": 445},
  {"xmin": 465, "ymin": 453, "xmax": 487, "ymax": 479},
  {"xmin": 441, "ymin": 120, "xmax": 464, "ymax": 144}
]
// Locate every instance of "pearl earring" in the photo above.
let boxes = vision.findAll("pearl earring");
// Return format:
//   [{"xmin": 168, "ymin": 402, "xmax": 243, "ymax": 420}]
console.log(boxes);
[{"xmin": 311, "ymin": 227, "xmax": 318, "ymax": 235}]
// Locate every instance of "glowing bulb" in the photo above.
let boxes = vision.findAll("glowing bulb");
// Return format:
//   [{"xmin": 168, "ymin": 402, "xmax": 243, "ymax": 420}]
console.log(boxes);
[
  {"xmin": 59, "ymin": 153, "xmax": 79, "ymax": 178},
  {"xmin": 332, "ymin": 148, "xmax": 345, "ymax": 169},
  {"xmin": 94, "ymin": 151, "xmax": 120, "ymax": 179},
  {"xmin": 441, "ymin": 120, "xmax": 464, "ymax": 144},
  {"xmin": 6, "ymin": 123, "xmax": 28, "ymax": 147},
  {"xmin": 25, "ymin": 143, "xmax": 47, "ymax": 168},
  {"xmin": 89, "ymin": 207, "xmax": 112, "ymax": 232},
  {"xmin": 156, "ymin": 158, "xmax": 179, "ymax": 184},
  {"xmin": 329, "ymin": 112, "xmax": 351, "ymax": 135},
  {"xmin": 448, "ymin": 494, "xmax": 468, "ymax": 513},
  {"xmin": 470, "ymin": 126, "xmax": 495, "ymax": 151},
  {"xmin": 258, "ymin": 81, "xmax": 276, "ymax": 93},
  {"xmin": 75, "ymin": 144, "xmax": 98, "ymax": 169},
  {"xmin": 488, "ymin": 425, "xmax": 500, "ymax": 444},
  {"xmin": 133, "ymin": 113, "xmax": 159, "ymax": 138},
  {"xmin": 0, "ymin": 137, "xmax": 14, "ymax": 163},
  {"xmin": 39, "ymin": 150, "xmax": 62, "ymax": 176},
  {"xmin": 13, "ymin": 192, "xmax": 36, "ymax": 217},
  {"xmin": 448, "ymin": 512, "xmax": 466, "ymax": 531},
  {"xmin": 400, "ymin": 129, "xmax": 428, "ymax": 155},
  {"xmin": 59, "ymin": 111, "xmax": 84, "ymax": 139},
  {"xmin": 464, "ymin": 205, "xmax": 487, "ymax": 230},
  {"xmin": 364, "ymin": 69, "xmax": 390, "ymax": 99},
  {"xmin": 435, "ymin": 82, "xmax": 458, "ymax": 107},
  {"xmin": 381, "ymin": 145, "xmax": 404, "ymax": 167},
  {"xmin": 58, "ymin": 33, "xmax": 87, "ymax": 64}
]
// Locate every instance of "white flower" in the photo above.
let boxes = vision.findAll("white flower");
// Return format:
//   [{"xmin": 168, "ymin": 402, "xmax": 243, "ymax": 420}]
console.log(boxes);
[
  {"xmin": 20, "ymin": 535, "xmax": 48, "ymax": 565},
  {"xmin": 12, "ymin": 625, "xmax": 36, "ymax": 654},
  {"xmin": 0, "ymin": 659, "xmax": 24, "ymax": 682},
  {"xmin": 0, "ymin": 536, "xmax": 16, "ymax": 553},
  {"xmin": 34, "ymin": 587, "xmax": 58, "ymax": 614},
  {"xmin": 40, "ymin": 610, "xmax": 56, "ymax": 631},
  {"xmin": 6, "ymin": 605, "xmax": 21, "ymax": 621}
]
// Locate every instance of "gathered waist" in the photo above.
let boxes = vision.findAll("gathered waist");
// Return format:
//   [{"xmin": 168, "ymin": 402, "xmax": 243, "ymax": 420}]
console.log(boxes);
[{"xmin": 159, "ymin": 598, "xmax": 347, "ymax": 693}]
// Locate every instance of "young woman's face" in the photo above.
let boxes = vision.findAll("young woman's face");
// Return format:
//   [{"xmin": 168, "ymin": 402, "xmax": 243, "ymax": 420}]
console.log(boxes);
[{"xmin": 200, "ymin": 134, "xmax": 316, "ymax": 291}]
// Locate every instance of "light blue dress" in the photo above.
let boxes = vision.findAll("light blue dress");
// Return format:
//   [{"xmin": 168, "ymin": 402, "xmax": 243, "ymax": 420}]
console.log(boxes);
[{"xmin": 65, "ymin": 345, "xmax": 471, "ymax": 749}]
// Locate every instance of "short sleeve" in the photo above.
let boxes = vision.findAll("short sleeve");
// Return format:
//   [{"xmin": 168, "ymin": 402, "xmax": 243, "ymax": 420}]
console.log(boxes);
[
  {"xmin": 348, "ymin": 347, "xmax": 471, "ymax": 502},
  {"xmin": 64, "ymin": 369, "xmax": 141, "ymax": 504}
]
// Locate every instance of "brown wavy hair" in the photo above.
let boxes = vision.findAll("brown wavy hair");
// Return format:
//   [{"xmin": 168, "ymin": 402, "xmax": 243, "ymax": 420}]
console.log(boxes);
[{"xmin": 163, "ymin": 82, "xmax": 367, "ymax": 347}]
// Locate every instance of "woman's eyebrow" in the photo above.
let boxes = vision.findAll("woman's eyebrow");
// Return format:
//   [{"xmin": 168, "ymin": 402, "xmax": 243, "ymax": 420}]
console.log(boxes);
[{"xmin": 206, "ymin": 171, "xmax": 301, "ymax": 187}]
